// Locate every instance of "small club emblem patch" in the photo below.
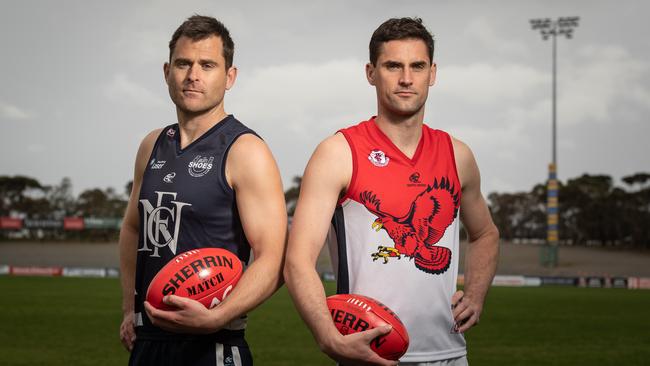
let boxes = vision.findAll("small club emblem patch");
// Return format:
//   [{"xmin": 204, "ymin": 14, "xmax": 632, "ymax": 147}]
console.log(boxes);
[{"xmin": 368, "ymin": 149, "xmax": 389, "ymax": 167}]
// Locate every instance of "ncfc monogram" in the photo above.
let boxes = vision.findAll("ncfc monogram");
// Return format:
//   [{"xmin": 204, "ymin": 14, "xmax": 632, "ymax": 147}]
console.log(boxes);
[{"xmin": 139, "ymin": 191, "xmax": 191, "ymax": 257}]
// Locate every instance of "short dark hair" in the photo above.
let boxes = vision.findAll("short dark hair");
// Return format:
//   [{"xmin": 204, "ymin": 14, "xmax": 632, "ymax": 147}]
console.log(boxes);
[
  {"xmin": 369, "ymin": 17, "xmax": 434, "ymax": 66},
  {"xmin": 168, "ymin": 15, "xmax": 235, "ymax": 69}
]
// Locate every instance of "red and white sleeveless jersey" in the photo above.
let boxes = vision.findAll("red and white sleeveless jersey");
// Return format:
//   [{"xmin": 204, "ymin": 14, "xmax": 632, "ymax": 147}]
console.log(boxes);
[{"xmin": 329, "ymin": 117, "xmax": 466, "ymax": 362}]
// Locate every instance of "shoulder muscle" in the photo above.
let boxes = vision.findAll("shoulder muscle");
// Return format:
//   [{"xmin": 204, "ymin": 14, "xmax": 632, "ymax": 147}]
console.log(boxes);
[
  {"xmin": 304, "ymin": 132, "xmax": 352, "ymax": 196},
  {"xmin": 450, "ymin": 136, "xmax": 479, "ymax": 192}
]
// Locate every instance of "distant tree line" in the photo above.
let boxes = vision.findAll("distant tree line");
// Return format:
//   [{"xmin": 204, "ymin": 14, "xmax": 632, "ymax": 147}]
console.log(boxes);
[
  {"xmin": 3, "ymin": 172, "xmax": 649, "ymax": 248},
  {"xmin": 488, "ymin": 173, "xmax": 650, "ymax": 249},
  {"xmin": 0, "ymin": 176, "xmax": 129, "ymax": 241}
]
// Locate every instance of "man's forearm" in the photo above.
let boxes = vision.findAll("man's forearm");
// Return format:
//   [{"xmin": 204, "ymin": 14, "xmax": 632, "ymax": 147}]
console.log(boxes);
[
  {"xmin": 210, "ymin": 254, "xmax": 283, "ymax": 328},
  {"xmin": 119, "ymin": 226, "xmax": 138, "ymax": 314},
  {"xmin": 284, "ymin": 260, "xmax": 339, "ymax": 350},
  {"xmin": 463, "ymin": 229, "xmax": 499, "ymax": 303}
]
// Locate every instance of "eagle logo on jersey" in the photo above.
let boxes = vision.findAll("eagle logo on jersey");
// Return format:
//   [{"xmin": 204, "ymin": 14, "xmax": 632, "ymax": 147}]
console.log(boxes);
[{"xmin": 359, "ymin": 176, "xmax": 460, "ymax": 274}]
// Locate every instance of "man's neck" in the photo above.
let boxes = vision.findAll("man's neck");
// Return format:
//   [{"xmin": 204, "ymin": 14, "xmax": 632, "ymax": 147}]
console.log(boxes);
[
  {"xmin": 374, "ymin": 111, "xmax": 425, "ymax": 159},
  {"xmin": 176, "ymin": 106, "xmax": 228, "ymax": 149}
]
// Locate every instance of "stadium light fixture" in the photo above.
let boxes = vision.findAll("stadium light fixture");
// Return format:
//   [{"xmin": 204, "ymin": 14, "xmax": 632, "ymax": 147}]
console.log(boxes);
[{"xmin": 529, "ymin": 16, "xmax": 579, "ymax": 267}]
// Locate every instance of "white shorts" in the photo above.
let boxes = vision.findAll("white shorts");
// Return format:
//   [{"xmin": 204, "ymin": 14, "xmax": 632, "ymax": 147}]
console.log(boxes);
[{"xmin": 400, "ymin": 355, "xmax": 469, "ymax": 366}]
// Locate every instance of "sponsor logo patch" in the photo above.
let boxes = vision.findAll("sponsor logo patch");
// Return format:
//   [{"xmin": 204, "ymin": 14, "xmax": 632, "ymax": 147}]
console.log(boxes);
[
  {"xmin": 368, "ymin": 149, "xmax": 389, "ymax": 167},
  {"xmin": 166, "ymin": 128, "xmax": 176, "ymax": 137},
  {"xmin": 407, "ymin": 172, "xmax": 426, "ymax": 187},
  {"xmin": 188, "ymin": 156, "xmax": 214, "ymax": 177},
  {"xmin": 163, "ymin": 172, "xmax": 176, "ymax": 184},
  {"xmin": 150, "ymin": 159, "xmax": 166, "ymax": 170}
]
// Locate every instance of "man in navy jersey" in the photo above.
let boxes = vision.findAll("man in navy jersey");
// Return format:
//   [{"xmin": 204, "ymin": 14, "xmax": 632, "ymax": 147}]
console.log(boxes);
[
  {"xmin": 119, "ymin": 15, "xmax": 286, "ymax": 366},
  {"xmin": 285, "ymin": 18, "xmax": 499, "ymax": 365}
]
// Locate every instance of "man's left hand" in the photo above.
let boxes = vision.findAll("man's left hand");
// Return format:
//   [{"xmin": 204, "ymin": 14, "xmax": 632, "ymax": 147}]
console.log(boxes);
[
  {"xmin": 144, "ymin": 295, "xmax": 222, "ymax": 334},
  {"xmin": 451, "ymin": 290, "xmax": 482, "ymax": 333}
]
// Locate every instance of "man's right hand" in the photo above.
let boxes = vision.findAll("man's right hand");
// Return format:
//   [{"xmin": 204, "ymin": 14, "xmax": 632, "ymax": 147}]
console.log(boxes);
[
  {"xmin": 284, "ymin": 134, "xmax": 397, "ymax": 365},
  {"xmin": 119, "ymin": 310, "xmax": 136, "ymax": 352},
  {"xmin": 321, "ymin": 325, "xmax": 398, "ymax": 366}
]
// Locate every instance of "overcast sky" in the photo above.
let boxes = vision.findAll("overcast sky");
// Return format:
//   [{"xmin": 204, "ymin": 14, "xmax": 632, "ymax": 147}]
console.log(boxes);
[{"xmin": 1, "ymin": 0, "xmax": 648, "ymax": 197}]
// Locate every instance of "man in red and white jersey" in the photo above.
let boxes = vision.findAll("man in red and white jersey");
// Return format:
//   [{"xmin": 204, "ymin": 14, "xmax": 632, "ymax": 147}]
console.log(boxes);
[{"xmin": 284, "ymin": 17, "xmax": 499, "ymax": 366}]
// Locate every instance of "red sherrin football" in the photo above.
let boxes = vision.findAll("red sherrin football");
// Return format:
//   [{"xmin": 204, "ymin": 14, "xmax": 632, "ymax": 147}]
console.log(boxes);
[
  {"xmin": 326, "ymin": 294, "xmax": 410, "ymax": 360},
  {"xmin": 146, "ymin": 248, "xmax": 242, "ymax": 310}
]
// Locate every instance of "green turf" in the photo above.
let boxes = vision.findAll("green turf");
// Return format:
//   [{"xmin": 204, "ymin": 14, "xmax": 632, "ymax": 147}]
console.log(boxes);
[
  {"xmin": 0, "ymin": 277, "xmax": 126, "ymax": 366},
  {"xmin": 245, "ymin": 283, "xmax": 336, "ymax": 366},
  {"xmin": 0, "ymin": 277, "xmax": 648, "ymax": 365},
  {"xmin": 467, "ymin": 286, "xmax": 650, "ymax": 365}
]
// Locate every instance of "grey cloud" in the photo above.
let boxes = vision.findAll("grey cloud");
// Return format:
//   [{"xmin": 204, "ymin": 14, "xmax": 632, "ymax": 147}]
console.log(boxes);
[
  {"xmin": 0, "ymin": 101, "xmax": 32, "ymax": 120},
  {"xmin": 104, "ymin": 73, "xmax": 167, "ymax": 108}
]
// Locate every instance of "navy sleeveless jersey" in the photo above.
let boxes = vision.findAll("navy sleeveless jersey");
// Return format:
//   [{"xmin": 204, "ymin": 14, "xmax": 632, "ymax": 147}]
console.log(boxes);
[{"xmin": 134, "ymin": 115, "xmax": 255, "ymax": 340}]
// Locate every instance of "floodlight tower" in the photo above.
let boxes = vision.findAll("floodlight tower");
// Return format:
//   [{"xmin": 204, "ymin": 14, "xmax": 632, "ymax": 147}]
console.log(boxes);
[{"xmin": 529, "ymin": 16, "xmax": 579, "ymax": 267}]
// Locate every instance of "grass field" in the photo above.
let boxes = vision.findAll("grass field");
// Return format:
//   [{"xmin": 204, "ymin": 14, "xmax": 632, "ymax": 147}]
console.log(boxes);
[{"xmin": 0, "ymin": 277, "xmax": 649, "ymax": 365}]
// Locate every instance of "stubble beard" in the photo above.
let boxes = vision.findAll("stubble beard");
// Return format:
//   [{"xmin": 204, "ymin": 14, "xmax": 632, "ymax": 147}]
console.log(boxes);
[
  {"xmin": 385, "ymin": 95, "xmax": 426, "ymax": 119},
  {"xmin": 170, "ymin": 90, "xmax": 222, "ymax": 119}
]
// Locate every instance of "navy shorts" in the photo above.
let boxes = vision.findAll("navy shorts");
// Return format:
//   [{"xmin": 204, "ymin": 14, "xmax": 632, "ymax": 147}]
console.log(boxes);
[{"xmin": 129, "ymin": 337, "xmax": 253, "ymax": 366}]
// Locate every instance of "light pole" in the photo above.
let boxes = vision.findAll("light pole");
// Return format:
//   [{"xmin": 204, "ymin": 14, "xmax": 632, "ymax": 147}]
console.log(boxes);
[{"xmin": 530, "ymin": 16, "xmax": 579, "ymax": 267}]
